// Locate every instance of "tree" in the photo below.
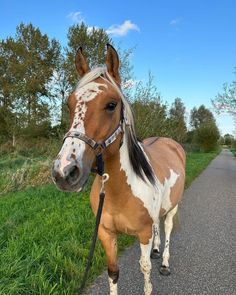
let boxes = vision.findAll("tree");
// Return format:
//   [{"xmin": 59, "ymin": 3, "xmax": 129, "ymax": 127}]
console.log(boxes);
[
  {"xmin": 190, "ymin": 105, "xmax": 215, "ymax": 129},
  {"xmin": 190, "ymin": 105, "xmax": 220, "ymax": 151},
  {"xmin": 65, "ymin": 22, "xmax": 112, "ymax": 87},
  {"xmin": 46, "ymin": 54, "xmax": 71, "ymax": 131},
  {"xmin": 212, "ymin": 68, "xmax": 236, "ymax": 115},
  {"xmin": 223, "ymin": 133, "xmax": 234, "ymax": 146},
  {"xmin": 0, "ymin": 23, "xmax": 61, "ymax": 143},
  {"xmin": 132, "ymin": 73, "xmax": 168, "ymax": 139},
  {"xmin": 194, "ymin": 122, "xmax": 220, "ymax": 152},
  {"xmin": 0, "ymin": 37, "xmax": 26, "ymax": 143},
  {"xmin": 15, "ymin": 23, "xmax": 60, "ymax": 126},
  {"xmin": 168, "ymin": 98, "xmax": 187, "ymax": 143}
]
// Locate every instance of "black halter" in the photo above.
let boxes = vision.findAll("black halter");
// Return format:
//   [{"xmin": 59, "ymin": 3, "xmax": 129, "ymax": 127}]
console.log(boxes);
[{"xmin": 63, "ymin": 124, "xmax": 123, "ymax": 176}]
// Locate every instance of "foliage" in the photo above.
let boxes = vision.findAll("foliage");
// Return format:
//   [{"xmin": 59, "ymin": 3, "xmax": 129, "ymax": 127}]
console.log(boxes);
[
  {"xmin": 223, "ymin": 133, "xmax": 234, "ymax": 146},
  {"xmin": 190, "ymin": 105, "xmax": 215, "ymax": 129},
  {"xmin": 193, "ymin": 122, "xmax": 220, "ymax": 152},
  {"xmin": 46, "ymin": 54, "xmax": 71, "ymax": 129},
  {"xmin": 212, "ymin": 68, "xmax": 236, "ymax": 115},
  {"xmin": 167, "ymin": 97, "xmax": 187, "ymax": 143},
  {"xmin": 65, "ymin": 22, "xmax": 112, "ymax": 87},
  {"xmin": 189, "ymin": 105, "xmax": 220, "ymax": 152},
  {"xmin": 131, "ymin": 73, "xmax": 169, "ymax": 139},
  {"xmin": 231, "ymin": 138, "xmax": 236, "ymax": 149},
  {"xmin": 0, "ymin": 23, "xmax": 60, "ymax": 143}
]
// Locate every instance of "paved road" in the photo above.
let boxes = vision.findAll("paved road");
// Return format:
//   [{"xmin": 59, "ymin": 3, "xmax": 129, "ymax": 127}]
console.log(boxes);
[{"xmin": 87, "ymin": 149, "xmax": 236, "ymax": 295}]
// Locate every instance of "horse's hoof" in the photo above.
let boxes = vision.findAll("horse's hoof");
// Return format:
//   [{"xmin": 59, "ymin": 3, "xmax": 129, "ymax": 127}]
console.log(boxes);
[
  {"xmin": 150, "ymin": 249, "xmax": 161, "ymax": 259},
  {"xmin": 159, "ymin": 265, "xmax": 171, "ymax": 276}
]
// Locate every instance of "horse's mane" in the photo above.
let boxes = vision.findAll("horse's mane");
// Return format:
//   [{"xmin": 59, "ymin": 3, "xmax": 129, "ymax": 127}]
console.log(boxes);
[{"xmin": 77, "ymin": 67, "xmax": 155, "ymax": 185}]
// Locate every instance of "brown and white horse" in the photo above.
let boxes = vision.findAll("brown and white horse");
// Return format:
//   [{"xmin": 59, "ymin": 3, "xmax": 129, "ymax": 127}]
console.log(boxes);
[{"xmin": 52, "ymin": 44, "xmax": 185, "ymax": 295}]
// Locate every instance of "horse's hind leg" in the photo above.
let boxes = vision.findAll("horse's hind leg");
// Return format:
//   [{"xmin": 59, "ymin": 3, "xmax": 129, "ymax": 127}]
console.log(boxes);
[
  {"xmin": 139, "ymin": 232, "xmax": 153, "ymax": 295},
  {"xmin": 160, "ymin": 205, "xmax": 178, "ymax": 276},
  {"xmin": 150, "ymin": 220, "xmax": 161, "ymax": 259}
]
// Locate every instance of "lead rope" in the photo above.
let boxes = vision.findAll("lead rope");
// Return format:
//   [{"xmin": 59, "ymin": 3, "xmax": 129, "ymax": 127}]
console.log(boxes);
[{"xmin": 77, "ymin": 173, "xmax": 109, "ymax": 295}]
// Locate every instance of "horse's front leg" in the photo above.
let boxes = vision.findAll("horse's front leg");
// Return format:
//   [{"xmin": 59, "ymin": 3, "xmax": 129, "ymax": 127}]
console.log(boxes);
[
  {"xmin": 99, "ymin": 226, "xmax": 119, "ymax": 295},
  {"xmin": 138, "ymin": 231, "xmax": 153, "ymax": 295}
]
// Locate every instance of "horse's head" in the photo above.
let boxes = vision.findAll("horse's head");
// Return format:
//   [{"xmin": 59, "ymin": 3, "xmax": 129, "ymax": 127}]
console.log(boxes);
[{"xmin": 52, "ymin": 44, "xmax": 125, "ymax": 192}]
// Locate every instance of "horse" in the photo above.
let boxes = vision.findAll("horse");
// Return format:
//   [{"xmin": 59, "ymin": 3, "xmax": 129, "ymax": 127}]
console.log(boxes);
[{"xmin": 52, "ymin": 44, "xmax": 185, "ymax": 295}]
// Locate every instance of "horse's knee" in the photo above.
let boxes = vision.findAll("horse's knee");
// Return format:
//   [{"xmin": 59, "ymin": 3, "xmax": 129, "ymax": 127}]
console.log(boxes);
[{"xmin": 108, "ymin": 268, "xmax": 119, "ymax": 284}]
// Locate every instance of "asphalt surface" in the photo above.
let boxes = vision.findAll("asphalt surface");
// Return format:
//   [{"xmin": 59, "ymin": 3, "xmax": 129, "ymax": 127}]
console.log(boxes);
[{"xmin": 87, "ymin": 149, "xmax": 236, "ymax": 295}]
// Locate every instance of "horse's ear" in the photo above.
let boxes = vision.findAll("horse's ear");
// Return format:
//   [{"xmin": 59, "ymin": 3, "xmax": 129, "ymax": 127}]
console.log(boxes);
[
  {"xmin": 75, "ymin": 47, "xmax": 90, "ymax": 78},
  {"xmin": 106, "ymin": 44, "xmax": 121, "ymax": 84}
]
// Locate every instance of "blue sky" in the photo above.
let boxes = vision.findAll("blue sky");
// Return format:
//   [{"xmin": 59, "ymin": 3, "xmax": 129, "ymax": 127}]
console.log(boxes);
[{"xmin": 1, "ymin": 0, "xmax": 236, "ymax": 134}]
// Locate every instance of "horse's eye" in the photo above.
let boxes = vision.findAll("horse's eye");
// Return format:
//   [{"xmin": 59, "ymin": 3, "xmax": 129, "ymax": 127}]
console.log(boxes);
[{"xmin": 105, "ymin": 102, "xmax": 117, "ymax": 113}]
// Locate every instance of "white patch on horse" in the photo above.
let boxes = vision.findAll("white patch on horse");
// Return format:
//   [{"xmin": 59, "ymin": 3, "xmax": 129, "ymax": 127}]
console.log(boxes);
[
  {"xmin": 119, "ymin": 133, "xmax": 161, "ymax": 222},
  {"xmin": 161, "ymin": 169, "xmax": 179, "ymax": 212},
  {"xmin": 108, "ymin": 277, "xmax": 118, "ymax": 295},
  {"xmin": 119, "ymin": 133, "xmax": 179, "ymax": 221},
  {"xmin": 139, "ymin": 235, "xmax": 153, "ymax": 295},
  {"xmin": 153, "ymin": 221, "xmax": 160, "ymax": 252},
  {"xmin": 75, "ymin": 81, "xmax": 106, "ymax": 102}
]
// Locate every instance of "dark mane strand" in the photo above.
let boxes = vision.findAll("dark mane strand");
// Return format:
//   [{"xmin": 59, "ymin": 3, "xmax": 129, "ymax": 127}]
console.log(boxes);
[{"xmin": 126, "ymin": 129, "xmax": 156, "ymax": 185}]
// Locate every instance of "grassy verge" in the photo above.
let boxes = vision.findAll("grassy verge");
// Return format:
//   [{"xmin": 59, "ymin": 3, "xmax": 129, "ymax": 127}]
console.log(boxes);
[
  {"xmin": 230, "ymin": 148, "xmax": 236, "ymax": 156},
  {"xmin": 185, "ymin": 149, "xmax": 220, "ymax": 188},
  {"xmin": 0, "ymin": 149, "xmax": 220, "ymax": 294}
]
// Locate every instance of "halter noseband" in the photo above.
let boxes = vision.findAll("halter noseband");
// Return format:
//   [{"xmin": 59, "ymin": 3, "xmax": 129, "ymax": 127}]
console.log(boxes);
[{"xmin": 63, "ymin": 124, "xmax": 123, "ymax": 175}]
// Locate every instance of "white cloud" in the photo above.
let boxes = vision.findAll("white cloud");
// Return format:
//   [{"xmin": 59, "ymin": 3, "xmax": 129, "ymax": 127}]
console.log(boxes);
[
  {"xmin": 67, "ymin": 11, "xmax": 84, "ymax": 23},
  {"xmin": 169, "ymin": 18, "xmax": 181, "ymax": 26},
  {"xmin": 106, "ymin": 20, "xmax": 140, "ymax": 37}
]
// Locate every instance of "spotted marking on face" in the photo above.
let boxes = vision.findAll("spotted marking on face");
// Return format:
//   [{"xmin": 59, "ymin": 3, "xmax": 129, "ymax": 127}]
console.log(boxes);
[
  {"xmin": 71, "ymin": 81, "xmax": 107, "ymax": 130},
  {"xmin": 55, "ymin": 81, "xmax": 107, "ymax": 176}
]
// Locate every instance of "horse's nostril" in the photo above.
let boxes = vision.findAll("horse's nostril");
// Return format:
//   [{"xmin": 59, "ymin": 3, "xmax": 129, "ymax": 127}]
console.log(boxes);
[{"xmin": 68, "ymin": 166, "xmax": 80, "ymax": 182}]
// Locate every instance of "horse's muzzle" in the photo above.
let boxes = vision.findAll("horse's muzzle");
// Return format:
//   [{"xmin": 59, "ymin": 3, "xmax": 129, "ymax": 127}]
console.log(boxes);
[{"xmin": 52, "ymin": 163, "xmax": 83, "ymax": 192}]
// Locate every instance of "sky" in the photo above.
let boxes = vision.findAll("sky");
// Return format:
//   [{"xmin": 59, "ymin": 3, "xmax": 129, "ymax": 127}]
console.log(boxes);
[{"xmin": 0, "ymin": 0, "xmax": 236, "ymax": 135}]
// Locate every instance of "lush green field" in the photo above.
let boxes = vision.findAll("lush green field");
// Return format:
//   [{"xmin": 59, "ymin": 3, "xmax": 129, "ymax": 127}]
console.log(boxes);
[{"xmin": 0, "ymin": 149, "xmax": 220, "ymax": 294}]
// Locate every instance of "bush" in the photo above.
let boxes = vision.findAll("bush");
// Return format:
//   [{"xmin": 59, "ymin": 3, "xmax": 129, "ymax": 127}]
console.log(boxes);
[
  {"xmin": 193, "ymin": 122, "xmax": 220, "ymax": 152},
  {"xmin": 232, "ymin": 139, "xmax": 236, "ymax": 149}
]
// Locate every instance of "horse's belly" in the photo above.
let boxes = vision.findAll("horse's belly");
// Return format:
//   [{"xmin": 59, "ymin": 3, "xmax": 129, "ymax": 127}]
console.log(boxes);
[{"xmin": 113, "ymin": 210, "xmax": 153, "ymax": 236}]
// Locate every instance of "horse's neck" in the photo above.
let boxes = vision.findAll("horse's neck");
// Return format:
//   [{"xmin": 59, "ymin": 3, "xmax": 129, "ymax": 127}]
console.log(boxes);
[
  {"xmin": 104, "ymin": 142, "xmax": 129, "ymax": 197},
  {"xmin": 103, "ymin": 133, "xmax": 132, "ymax": 196},
  {"xmin": 104, "ymin": 134, "xmax": 149, "ymax": 197},
  {"xmin": 103, "ymin": 134, "xmax": 161, "ymax": 222}
]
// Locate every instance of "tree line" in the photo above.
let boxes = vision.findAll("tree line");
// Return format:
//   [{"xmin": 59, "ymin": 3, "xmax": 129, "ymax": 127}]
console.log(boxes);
[{"xmin": 0, "ymin": 22, "xmax": 220, "ymax": 152}]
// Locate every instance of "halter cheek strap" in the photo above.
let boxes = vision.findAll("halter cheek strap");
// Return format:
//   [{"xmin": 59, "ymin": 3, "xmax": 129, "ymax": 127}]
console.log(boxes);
[{"xmin": 63, "ymin": 124, "xmax": 123, "ymax": 175}]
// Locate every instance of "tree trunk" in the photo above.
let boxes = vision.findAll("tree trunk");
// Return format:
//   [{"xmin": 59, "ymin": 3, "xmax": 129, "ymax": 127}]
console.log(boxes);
[{"xmin": 12, "ymin": 133, "xmax": 16, "ymax": 148}]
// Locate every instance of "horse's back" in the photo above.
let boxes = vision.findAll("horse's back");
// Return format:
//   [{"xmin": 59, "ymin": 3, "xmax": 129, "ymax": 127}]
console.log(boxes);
[
  {"xmin": 143, "ymin": 137, "xmax": 185, "ymax": 169},
  {"xmin": 143, "ymin": 137, "xmax": 186, "ymax": 215}
]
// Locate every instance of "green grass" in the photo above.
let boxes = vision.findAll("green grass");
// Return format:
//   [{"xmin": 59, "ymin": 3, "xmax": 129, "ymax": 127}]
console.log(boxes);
[
  {"xmin": 0, "ymin": 149, "xmax": 220, "ymax": 294},
  {"xmin": 185, "ymin": 149, "xmax": 220, "ymax": 188},
  {"xmin": 230, "ymin": 148, "xmax": 236, "ymax": 156}
]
